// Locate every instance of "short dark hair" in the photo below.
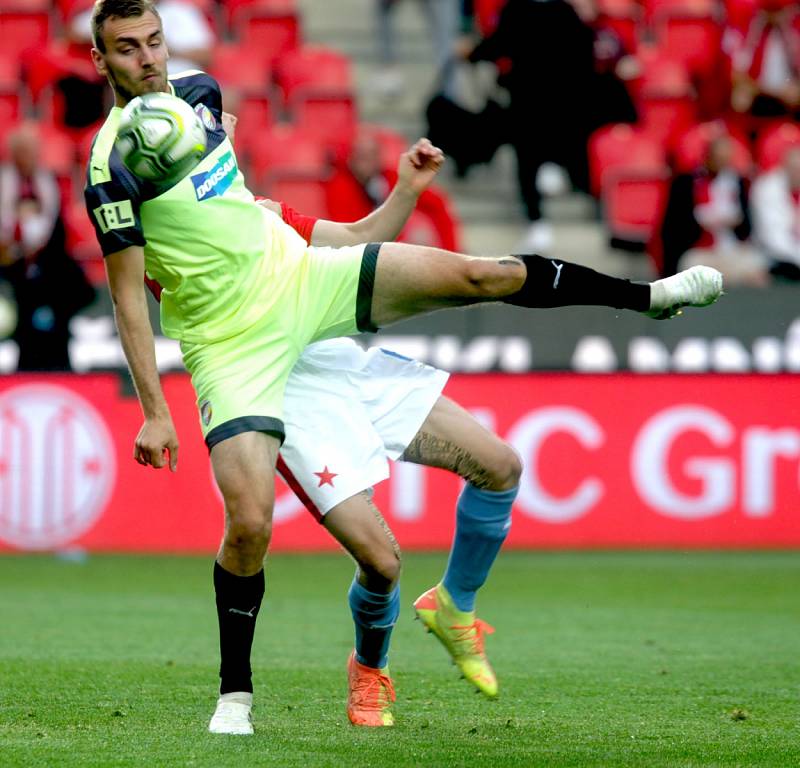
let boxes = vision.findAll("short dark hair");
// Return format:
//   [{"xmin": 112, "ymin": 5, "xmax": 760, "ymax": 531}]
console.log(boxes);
[{"xmin": 91, "ymin": 0, "xmax": 161, "ymax": 53}]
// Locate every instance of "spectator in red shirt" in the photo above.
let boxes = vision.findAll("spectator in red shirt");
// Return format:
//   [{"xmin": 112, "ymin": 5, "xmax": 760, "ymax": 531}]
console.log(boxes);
[
  {"xmin": 0, "ymin": 123, "xmax": 95, "ymax": 370},
  {"xmin": 325, "ymin": 127, "xmax": 461, "ymax": 251},
  {"xmin": 728, "ymin": 0, "xmax": 800, "ymax": 122}
]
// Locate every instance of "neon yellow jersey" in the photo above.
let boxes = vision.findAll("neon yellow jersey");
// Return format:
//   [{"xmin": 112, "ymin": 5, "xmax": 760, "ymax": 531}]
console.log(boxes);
[{"xmin": 84, "ymin": 71, "xmax": 307, "ymax": 343}]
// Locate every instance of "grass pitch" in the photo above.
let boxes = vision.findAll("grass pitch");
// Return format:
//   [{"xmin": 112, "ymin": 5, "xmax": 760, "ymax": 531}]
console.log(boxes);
[{"xmin": 1, "ymin": 551, "xmax": 798, "ymax": 767}]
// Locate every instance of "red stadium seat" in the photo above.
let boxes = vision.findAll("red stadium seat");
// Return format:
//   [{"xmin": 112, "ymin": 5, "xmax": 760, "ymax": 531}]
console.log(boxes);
[
  {"xmin": 231, "ymin": 96, "xmax": 273, "ymax": 153},
  {"xmin": 274, "ymin": 45, "xmax": 353, "ymax": 102},
  {"xmin": 263, "ymin": 169, "xmax": 330, "ymax": 219},
  {"xmin": 754, "ymin": 121, "xmax": 800, "ymax": 170},
  {"xmin": 276, "ymin": 46, "xmax": 356, "ymax": 153},
  {"xmin": 210, "ymin": 43, "xmax": 274, "ymax": 153},
  {"xmin": 652, "ymin": 10, "xmax": 723, "ymax": 78},
  {"xmin": 291, "ymin": 91, "xmax": 358, "ymax": 154},
  {"xmin": 639, "ymin": 94, "xmax": 698, "ymax": 148},
  {"xmin": 603, "ymin": 167, "xmax": 671, "ymax": 269},
  {"xmin": 229, "ymin": 0, "xmax": 300, "ymax": 63},
  {"xmin": 634, "ymin": 48, "xmax": 697, "ymax": 146},
  {"xmin": 249, "ymin": 123, "xmax": 329, "ymax": 186},
  {"xmin": 588, "ymin": 123, "xmax": 665, "ymax": 197},
  {"xmin": 0, "ymin": 10, "xmax": 50, "ymax": 59},
  {"xmin": 673, "ymin": 121, "xmax": 753, "ymax": 174},
  {"xmin": 210, "ymin": 44, "xmax": 272, "ymax": 92}
]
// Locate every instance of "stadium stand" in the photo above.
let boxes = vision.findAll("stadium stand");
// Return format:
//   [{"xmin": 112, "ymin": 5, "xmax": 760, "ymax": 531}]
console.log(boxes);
[{"xmin": 6, "ymin": 0, "xmax": 794, "ymax": 284}]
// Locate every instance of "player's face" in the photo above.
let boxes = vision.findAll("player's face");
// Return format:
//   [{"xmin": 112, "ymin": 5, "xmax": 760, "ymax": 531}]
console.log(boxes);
[{"xmin": 92, "ymin": 11, "xmax": 170, "ymax": 107}]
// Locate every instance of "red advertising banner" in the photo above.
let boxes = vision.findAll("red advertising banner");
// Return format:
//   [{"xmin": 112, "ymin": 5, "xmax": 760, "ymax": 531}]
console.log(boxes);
[{"xmin": 0, "ymin": 373, "xmax": 797, "ymax": 552}]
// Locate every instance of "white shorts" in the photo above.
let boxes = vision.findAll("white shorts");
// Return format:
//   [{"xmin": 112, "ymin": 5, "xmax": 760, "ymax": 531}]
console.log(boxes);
[{"xmin": 276, "ymin": 338, "xmax": 449, "ymax": 520}]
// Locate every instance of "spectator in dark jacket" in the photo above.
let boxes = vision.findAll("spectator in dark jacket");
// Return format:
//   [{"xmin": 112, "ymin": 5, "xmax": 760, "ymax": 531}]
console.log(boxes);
[
  {"xmin": 465, "ymin": 0, "xmax": 597, "ymax": 252},
  {"xmin": 661, "ymin": 134, "xmax": 768, "ymax": 285}
]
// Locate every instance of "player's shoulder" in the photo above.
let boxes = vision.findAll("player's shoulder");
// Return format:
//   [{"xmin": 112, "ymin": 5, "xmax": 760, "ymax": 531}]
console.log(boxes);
[
  {"xmin": 84, "ymin": 108, "xmax": 139, "ymax": 195},
  {"xmin": 170, "ymin": 70, "xmax": 221, "ymax": 107}
]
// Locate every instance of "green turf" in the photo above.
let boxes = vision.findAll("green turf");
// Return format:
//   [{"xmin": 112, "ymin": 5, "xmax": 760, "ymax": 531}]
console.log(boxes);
[{"xmin": 0, "ymin": 551, "xmax": 798, "ymax": 767}]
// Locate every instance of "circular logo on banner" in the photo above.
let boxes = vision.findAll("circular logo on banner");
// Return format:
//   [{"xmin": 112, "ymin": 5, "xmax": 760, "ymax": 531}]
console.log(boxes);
[{"xmin": 0, "ymin": 384, "xmax": 116, "ymax": 550}]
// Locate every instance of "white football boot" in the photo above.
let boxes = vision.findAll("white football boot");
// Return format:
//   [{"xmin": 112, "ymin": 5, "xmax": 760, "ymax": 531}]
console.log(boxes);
[
  {"xmin": 208, "ymin": 692, "xmax": 254, "ymax": 735},
  {"xmin": 647, "ymin": 265, "xmax": 723, "ymax": 320}
]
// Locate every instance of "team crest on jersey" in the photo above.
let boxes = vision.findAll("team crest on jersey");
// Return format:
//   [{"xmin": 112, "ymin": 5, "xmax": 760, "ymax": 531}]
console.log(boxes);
[
  {"xmin": 194, "ymin": 103, "xmax": 216, "ymax": 131},
  {"xmin": 200, "ymin": 400, "xmax": 213, "ymax": 426},
  {"xmin": 191, "ymin": 152, "xmax": 237, "ymax": 201}
]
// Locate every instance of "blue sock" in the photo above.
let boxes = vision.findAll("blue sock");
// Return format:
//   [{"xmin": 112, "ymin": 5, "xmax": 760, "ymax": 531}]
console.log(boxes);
[
  {"xmin": 348, "ymin": 578, "xmax": 400, "ymax": 669},
  {"xmin": 442, "ymin": 484, "xmax": 517, "ymax": 612}
]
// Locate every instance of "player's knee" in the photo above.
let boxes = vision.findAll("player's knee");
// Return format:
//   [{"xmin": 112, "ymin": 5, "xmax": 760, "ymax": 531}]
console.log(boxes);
[
  {"xmin": 359, "ymin": 547, "xmax": 402, "ymax": 591},
  {"xmin": 485, "ymin": 442, "xmax": 523, "ymax": 491},
  {"xmin": 225, "ymin": 504, "xmax": 273, "ymax": 551},
  {"xmin": 464, "ymin": 258, "xmax": 525, "ymax": 298}
]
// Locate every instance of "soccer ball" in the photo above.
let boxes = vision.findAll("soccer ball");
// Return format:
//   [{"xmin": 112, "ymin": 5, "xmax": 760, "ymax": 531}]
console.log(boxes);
[{"xmin": 116, "ymin": 92, "xmax": 207, "ymax": 182}]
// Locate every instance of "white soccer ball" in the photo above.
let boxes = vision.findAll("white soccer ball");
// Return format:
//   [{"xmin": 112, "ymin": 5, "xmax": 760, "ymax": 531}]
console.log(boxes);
[{"xmin": 116, "ymin": 92, "xmax": 207, "ymax": 182}]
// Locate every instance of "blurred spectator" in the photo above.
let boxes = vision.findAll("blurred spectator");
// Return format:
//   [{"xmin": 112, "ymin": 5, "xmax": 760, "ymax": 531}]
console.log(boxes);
[
  {"xmin": 23, "ymin": 5, "xmax": 106, "ymax": 133},
  {"xmin": 0, "ymin": 124, "xmax": 95, "ymax": 371},
  {"xmin": 325, "ymin": 128, "xmax": 461, "ymax": 250},
  {"xmin": 464, "ymin": 0, "xmax": 597, "ymax": 252},
  {"xmin": 156, "ymin": 0, "xmax": 214, "ymax": 74},
  {"xmin": 373, "ymin": 0, "xmax": 461, "ymax": 96},
  {"xmin": 728, "ymin": 0, "xmax": 800, "ymax": 124},
  {"xmin": 751, "ymin": 145, "xmax": 800, "ymax": 280},
  {"xmin": 569, "ymin": 0, "xmax": 639, "ymax": 131},
  {"xmin": 660, "ymin": 134, "xmax": 767, "ymax": 285}
]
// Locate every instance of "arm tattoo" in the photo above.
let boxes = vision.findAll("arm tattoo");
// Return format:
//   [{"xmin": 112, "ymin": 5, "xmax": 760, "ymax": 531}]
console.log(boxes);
[{"xmin": 401, "ymin": 430, "xmax": 494, "ymax": 489}]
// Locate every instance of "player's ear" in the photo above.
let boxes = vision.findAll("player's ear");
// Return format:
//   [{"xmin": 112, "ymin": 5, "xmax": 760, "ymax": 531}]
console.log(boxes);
[{"xmin": 91, "ymin": 48, "xmax": 108, "ymax": 77}]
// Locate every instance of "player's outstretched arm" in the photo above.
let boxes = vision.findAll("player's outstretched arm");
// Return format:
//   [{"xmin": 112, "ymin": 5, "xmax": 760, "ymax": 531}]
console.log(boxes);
[
  {"xmin": 105, "ymin": 245, "xmax": 179, "ymax": 472},
  {"xmin": 310, "ymin": 138, "xmax": 445, "ymax": 247},
  {"xmin": 222, "ymin": 108, "xmax": 443, "ymax": 248}
]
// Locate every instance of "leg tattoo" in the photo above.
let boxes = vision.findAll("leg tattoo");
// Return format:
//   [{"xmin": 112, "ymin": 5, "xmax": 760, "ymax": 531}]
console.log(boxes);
[{"xmin": 401, "ymin": 430, "xmax": 494, "ymax": 489}]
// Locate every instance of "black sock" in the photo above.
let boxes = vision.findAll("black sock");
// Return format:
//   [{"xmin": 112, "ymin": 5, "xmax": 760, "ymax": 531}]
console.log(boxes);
[
  {"xmin": 504, "ymin": 253, "xmax": 651, "ymax": 312},
  {"xmin": 213, "ymin": 561, "xmax": 265, "ymax": 695}
]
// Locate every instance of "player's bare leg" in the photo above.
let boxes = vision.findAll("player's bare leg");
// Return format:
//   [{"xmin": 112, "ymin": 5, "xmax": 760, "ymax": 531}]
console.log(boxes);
[
  {"xmin": 368, "ymin": 242, "xmax": 722, "ymax": 327},
  {"xmin": 208, "ymin": 432, "xmax": 280, "ymax": 735},
  {"xmin": 403, "ymin": 397, "xmax": 522, "ymax": 697},
  {"xmin": 370, "ymin": 244, "xmax": 526, "ymax": 326},
  {"xmin": 324, "ymin": 493, "xmax": 400, "ymax": 726}
]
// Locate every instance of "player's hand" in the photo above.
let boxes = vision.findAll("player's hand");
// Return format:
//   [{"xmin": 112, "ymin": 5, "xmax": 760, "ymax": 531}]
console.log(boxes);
[
  {"xmin": 134, "ymin": 417, "xmax": 179, "ymax": 472},
  {"xmin": 397, "ymin": 138, "xmax": 445, "ymax": 196},
  {"xmin": 221, "ymin": 111, "xmax": 238, "ymax": 141}
]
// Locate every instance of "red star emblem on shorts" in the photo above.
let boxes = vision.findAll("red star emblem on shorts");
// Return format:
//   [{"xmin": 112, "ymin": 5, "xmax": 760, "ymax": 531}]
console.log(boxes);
[{"xmin": 314, "ymin": 465, "xmax": 338, "ymax": 487}]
